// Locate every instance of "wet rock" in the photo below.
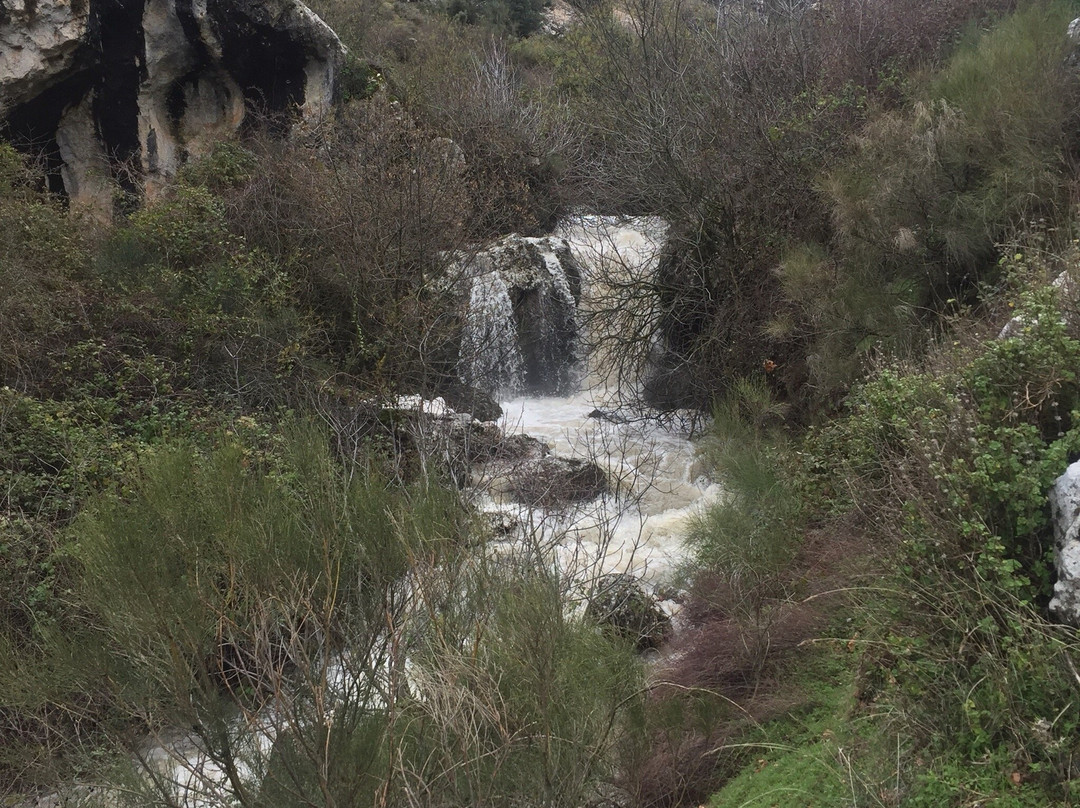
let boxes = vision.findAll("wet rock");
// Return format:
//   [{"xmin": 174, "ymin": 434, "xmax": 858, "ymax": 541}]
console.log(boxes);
[
  {"xmin": 467, "ymin": 425, "xmax": 549, "ymax": 464},
  {"xmin": 458, "ymin": 234, "xmax": 583, "ymax": 396},
  {"xmin": 439, "ymin": 383, "xmax": 502, "ymax": 423},
  {"xmin": 586, "ymin": 573, "xmax": 672, "ymax": 651},
  {"xmin": 642, "ymin": 357, "xmax": 698, "ymax": 410},
  {"xmin": 508, "ymin": 455, "xmax": 609, "ymax": 508},
  {"xmin": 587, "ymin": 407, "xmax": 629, "ymax": 424},
  {"xmin": 1, "ymin": 0, "xmax": 344, "ymax": 211}
]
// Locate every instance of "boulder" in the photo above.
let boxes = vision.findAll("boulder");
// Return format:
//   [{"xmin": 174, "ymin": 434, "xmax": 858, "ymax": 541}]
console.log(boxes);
[
  {"xmin": 585, "ymin": 573, "xmax": 671, "ymax": 651},
  {"xmin": 587, "ymin": 407, "xmax": 629, "ymax": 425},
  {"xmin": 507, "ymin": 455, "xmax": 609, "ymax": 508},
  {"xmin": 458, "ymin": 234, "xmax": 583, "ymax": 396},
  {"xmin": 1049, "ymin": 460, "xmax": 1080, "ymax": 625},
  {"xmin": 997, "ymin": 271, "xmax": 1076, "ymax": 339},
  {"xmin": 439, "ymin": 383, "xmax": 502, "ymax": 423},
  {"xmin": 0, "ymin": 0, "xmax": 344, "ymax": 212}
]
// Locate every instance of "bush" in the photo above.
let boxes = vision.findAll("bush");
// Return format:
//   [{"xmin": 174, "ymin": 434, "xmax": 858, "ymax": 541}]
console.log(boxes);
[
  {"xmin": 225, "ymin": 98, "xmax": 475, "ymax": 392},
  {"xmin": 1, "ymin": 420, "xmax": 644, "ymax": 806},
  {"xmin": 0, "ymin": 143, "xmax": 90, "ymax": 384},
  {"xmin": 794, "ymin": 1, "xmax": 1080, "ymax": 392},
  {"xmin": 792, "ymin": 266, "xmax": 1080, "ymax": 800}
]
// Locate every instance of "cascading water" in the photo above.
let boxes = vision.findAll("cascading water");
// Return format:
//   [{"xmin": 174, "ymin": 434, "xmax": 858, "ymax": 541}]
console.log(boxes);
[
  {"xmin": 460, "ymin": 268, "xmax": 524, "ymax": 396},
  {"xmin": 480, "ymin": 216, "xmax": 720, "ymax": 591},
  {"xmin": 457, "ymin": 234, "xmax": 583, "ymax": 396},
  {"xmin": 56, "ymin": 218, "xmax": 717, "ymax": 808}
]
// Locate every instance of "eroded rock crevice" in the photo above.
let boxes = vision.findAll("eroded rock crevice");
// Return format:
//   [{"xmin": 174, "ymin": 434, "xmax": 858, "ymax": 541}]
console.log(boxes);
[{"xmin": 0, "ymin": 0, "xmax": 344, "ymax": 213}]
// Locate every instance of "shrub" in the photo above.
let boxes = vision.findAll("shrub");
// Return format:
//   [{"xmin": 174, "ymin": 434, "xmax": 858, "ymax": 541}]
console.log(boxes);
[
  {"xmin": 793, "ymin": 268, "xmax": 1080, "ymax": 799},
  {"xmin": 225, "ymin": 98, "xmax": 475, "ymax": 392},
  {"xmin": 795, "ymin": 1, "xmax": 1080, "ymax": 392},
  {"xmin": 0, "ymin": 143, "xmax": 90, "ymax": 384}
]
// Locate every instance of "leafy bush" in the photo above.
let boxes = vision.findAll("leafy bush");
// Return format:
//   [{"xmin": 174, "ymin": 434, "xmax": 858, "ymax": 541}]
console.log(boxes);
[
  {"xmin": 0, "ymin": 143, "xmax": 90, "ymax": 383},
  {"xmin": 792, "ymin": 271, "xmax": 1080, "ymax": 799},
  {"xmin": 446, "ymin": 0, "xmax": 548, "ymax": 36},
  {"xmin": 689, "ymin": 377, "xmax": 800, "ymax": 583},
  {"xmin": 792, "ymin": 1, "xmax": 1080, "ymax": 392}
]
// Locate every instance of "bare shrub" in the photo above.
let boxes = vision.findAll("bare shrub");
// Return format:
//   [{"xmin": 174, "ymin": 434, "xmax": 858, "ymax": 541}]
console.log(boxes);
[
  {"xmin": 393, "ymin": 29, "xmax": 578, "ymax": 237},
  {"xmin": 225, "ymin": 99, "xmax": 474, "ymax": 394},
  {"xmin": 814, "ymin": 0, "xmax": 1017, "ymax": 97}
]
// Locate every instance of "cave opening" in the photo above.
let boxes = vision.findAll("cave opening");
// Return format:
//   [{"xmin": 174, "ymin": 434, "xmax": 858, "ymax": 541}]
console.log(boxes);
[
  {"xmin": 88, "ymin": 0, "xmax": 147, "ymax": 196},
  {"xmin": 2, "ymin": 75, "xmax": 95, "ymax": 198}
]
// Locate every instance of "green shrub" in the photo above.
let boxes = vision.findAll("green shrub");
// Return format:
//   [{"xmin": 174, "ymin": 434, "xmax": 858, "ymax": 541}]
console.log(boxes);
[
  {"xmin": 796, "ymin": 1, "xmax": 1080, "ymax": 392},
  {"xmin": 790, "ymin": 271, "xmax": 1080, "ymax": 799},
  {"xmin": 34, "ymin": 421, "xmax": 642, "ymax": 807},
  {"xmin": 689, "ymin": 377, "xmax": 801, "ymax": 582},
  {"xmin": 0, "ymin": 143, "xmax": 90, "ymax": 382}
]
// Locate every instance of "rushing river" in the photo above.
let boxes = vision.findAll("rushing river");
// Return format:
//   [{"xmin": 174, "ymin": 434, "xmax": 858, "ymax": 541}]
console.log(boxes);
[
  {"xmin": 35, "ymin": 217, "xmax": 719, "ymax": 808},
  {"xmin": 493, "ymin": 392, "xmax": 719, "ymax": 591}
]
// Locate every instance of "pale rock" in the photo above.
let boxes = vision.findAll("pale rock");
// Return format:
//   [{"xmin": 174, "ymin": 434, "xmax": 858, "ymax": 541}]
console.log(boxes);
[
  {"xmin": 1, "ymin": 0, "xmax": 345, "ymax": 210},
  {"xmin": 0, "ymin": 0, "xmax": 89, "ymax": 108},
  {"xmin": 1049, "ymin": 460, "xmax": 1080, "ymax": 625},
  {"xmin": 56, "ymin": 94, "xmax": 113, "ymax": 219},
  {"xmin": 997, "ymin": 271, "xmax": 1075, "ymax": 339}
]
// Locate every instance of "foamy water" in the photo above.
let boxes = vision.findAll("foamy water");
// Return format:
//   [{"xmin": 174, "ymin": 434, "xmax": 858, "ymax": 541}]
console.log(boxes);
[
  {"xmin": 479, "ymin": 216, "xmax": 719, "ymax": 589},
  {"xmin": 43, "ymin": 217, "xmax": 718, "ymax": 807},
  {"xmin": 487, "ymin": 391, "xmax": 719, "ymax": 589}
]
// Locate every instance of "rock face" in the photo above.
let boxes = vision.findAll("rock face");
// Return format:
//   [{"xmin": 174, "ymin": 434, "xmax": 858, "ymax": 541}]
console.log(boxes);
[
  {"xmin": 0, "ymin": 0, "xmax": 344, "ymax": 211},
  {"xmin": 458, "ymin": 235, "xmax": 583, "ymax": 397},
  {"xmin": 1049, "ymin": 460, "xmax": 1080, "ymax": 626}
]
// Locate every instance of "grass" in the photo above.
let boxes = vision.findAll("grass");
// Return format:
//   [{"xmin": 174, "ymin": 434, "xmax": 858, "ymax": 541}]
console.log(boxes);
[{"xmin": 702, "ymin": 626, "xmax": 909, "ymax": 808}]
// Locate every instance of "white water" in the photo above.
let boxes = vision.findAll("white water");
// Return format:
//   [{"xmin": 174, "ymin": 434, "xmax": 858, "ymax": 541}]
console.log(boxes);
[
  {"xmin": 494, "ymin": 391, "xmax": 720, "ymax": 589},
  {"xmin": 460, "ymin": 267, "xmax": 523, "ymax": 396},
  {"xmin": 483, "ymin": 215, "xmax": 720, "ymax": 590},
  {"xmin": 45, "ymin": 217, "xmax": 719, "ymax": 808}
]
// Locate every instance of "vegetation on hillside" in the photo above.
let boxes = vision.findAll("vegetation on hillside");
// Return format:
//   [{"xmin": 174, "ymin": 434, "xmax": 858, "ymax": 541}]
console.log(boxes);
[{"xmin": 4, "ymin": 0, "xmax": 1080, "ymax": 805}]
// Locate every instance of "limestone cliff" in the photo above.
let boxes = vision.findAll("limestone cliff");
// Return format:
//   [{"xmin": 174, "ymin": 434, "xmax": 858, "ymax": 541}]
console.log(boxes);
[{"xmin": 0, "ymin": 0, "xmax": 344, "ymax": 212}]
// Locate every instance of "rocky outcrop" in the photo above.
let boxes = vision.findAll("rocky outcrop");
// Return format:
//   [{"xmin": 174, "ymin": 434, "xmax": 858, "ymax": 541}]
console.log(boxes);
[
  {"xmin": 997, "ymin": 270, "xmax": 1077, "ymax": 339},
  {"xmin": 1049, "ymin": 460, "xmax": 1080, "ymax": 626},
  {"xmin": 0, "ymin": 0, "xmax": 344, "ymax": 212},
  {"xmin": 458, "ymin": 235, "xmax": 583, "ymax": 397}
]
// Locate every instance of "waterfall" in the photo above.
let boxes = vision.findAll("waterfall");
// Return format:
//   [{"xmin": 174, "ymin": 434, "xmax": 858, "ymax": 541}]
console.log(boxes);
[
  {"xmin": 457, "ymin": 235, "xmax": 583, "ymax": 397},
  {"xmin": 460, "ymin": 268, "xmax": 524, "ymax": 397},
  {"xmin": 48, "ymin": 218, "xmax": 716, "ymax": 808}
]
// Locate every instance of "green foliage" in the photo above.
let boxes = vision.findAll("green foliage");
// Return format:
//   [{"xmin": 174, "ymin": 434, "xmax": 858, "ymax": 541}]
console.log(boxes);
[
  {"xmin": 446, "ymin": 0, "xmax": 547, "ymax": 37},
  {"xmin": 781, "ymin": 269, "xmax": 1080, "ymax": 802},
  {"xmin": 0, "ymin": 143, "xmax": 89, "ymax": 380},
  {"xmin": 72, "ymin": 423, "xmax": 460, "ymax": 708},
  {"xmin": 176, "ymin": 141, "xmax": 257, "ymax": 192},
  {"xmin": 400, "ymin": 568, "xmax": 641, "ymax": 807},
  {"xmin": 31, "ymin": 422, "xmax": 639, "ymax": 807},
  {"xmin": 0, "ymin": 387, "xmax": 138, "ymax": 521},
  {"xmin": 792, "ymin": 1, "xmax": 1079, "ymax": 392},
  {"xmin": 339, "ymin": 54, "xmax": 385, "ymax": 103},
  {"xmin": 0, "ymin": 515, "xmax": 64, "ymax": 645},
  {"xmin": 689, "ymin": 377, "xmax": 801, "ymax": 580}
]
